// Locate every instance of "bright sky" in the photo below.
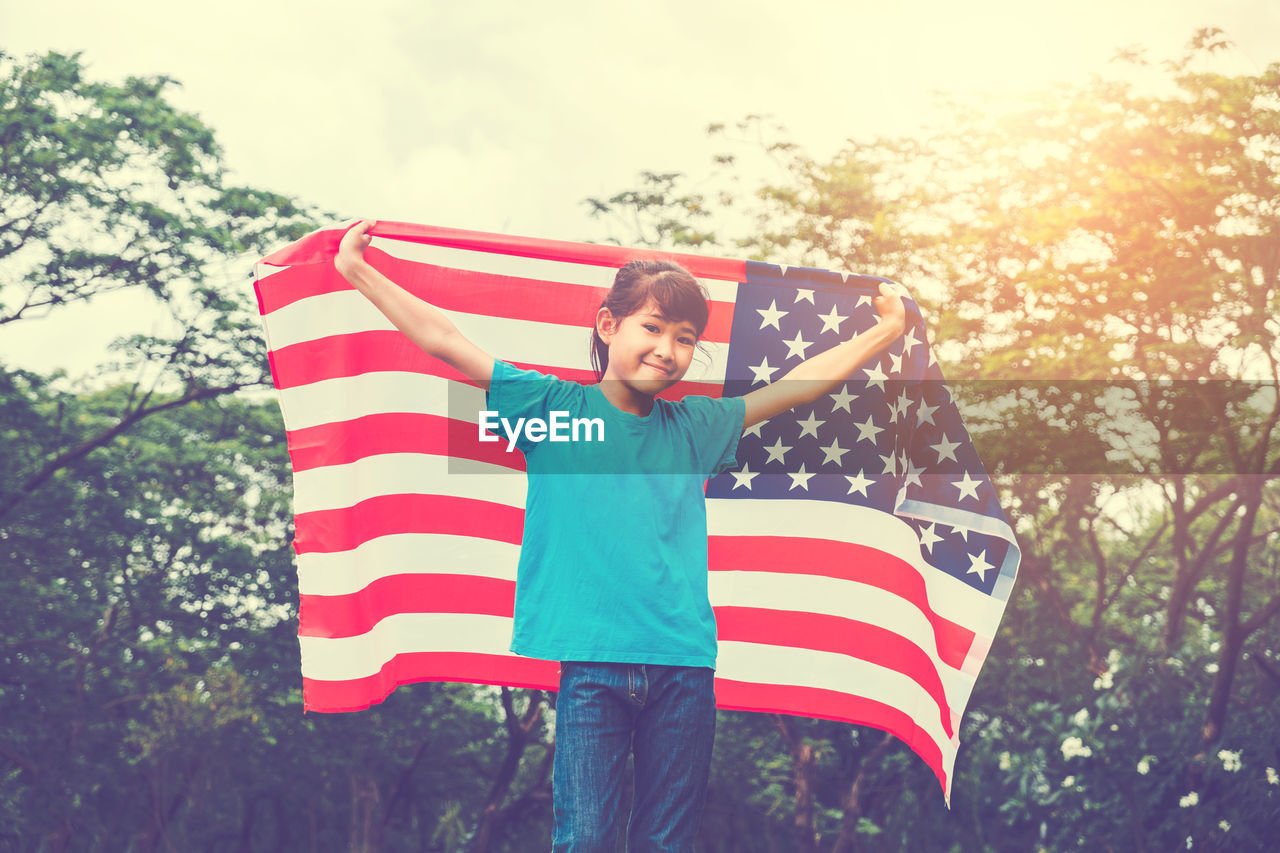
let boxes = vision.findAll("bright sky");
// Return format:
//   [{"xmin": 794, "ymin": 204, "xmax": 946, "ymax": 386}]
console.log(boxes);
[{"xmin": 2, "ymin": 0, "xmax": 1278, "ymax": 377}]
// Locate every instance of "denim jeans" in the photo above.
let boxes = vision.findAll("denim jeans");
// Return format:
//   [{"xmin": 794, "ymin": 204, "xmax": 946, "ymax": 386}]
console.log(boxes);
[{"xmin": 552, "ymin": 662, "xmax": 716, "ymax": 852}]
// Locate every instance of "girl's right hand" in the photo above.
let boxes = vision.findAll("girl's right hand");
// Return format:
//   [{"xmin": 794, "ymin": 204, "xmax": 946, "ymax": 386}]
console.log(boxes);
[{"xmin": 336, "ymin": 220, "xmax": 375, "ymax": 276}]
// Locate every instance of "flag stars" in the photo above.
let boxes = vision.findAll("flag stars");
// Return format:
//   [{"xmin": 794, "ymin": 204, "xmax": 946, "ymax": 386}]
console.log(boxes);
[
  {"xmin": 749, "ymin": 356, "xmax": 779, "ymax": 385},
  {"xmin": 845, "ymin": 469, "xmax": 874, "ymax": 496},
  {"xmin": 743, "ymin": 418, "xmax": 768, "ymax": 439},
  {"xmin": 788, "ymin": 464, "xmax": 816, "ymax": 491},
  {"xmin": 918, "ymin": 523, "xmax": 943, "ymax": 553},
  {"xmin": 796, "ymin": 411, "xmax": 825, "ymax": 439},
  {"xmin": 900, "ymin": 327, "xmax": 920, "ymax": 357},
  {"xmin": 967, "ymin": 549, "xmax": 995, "ymax": 582},
  {"xmin": 756, "ymin": 300, "xmax": 788, "ymax": 331},
  {"xmin": 793, "ymin": 288, "xmax": 815, "ymax": 304},
  {"xmin": 863, "ymin": 363, "xmax": 888, "ymax": 391},
  {"xmin": 916, "ymin": 400, "xmax": 939, "ymax": 427},
  {"xmin": 854, "ymin": 416, "xmax": 883, "ymax": 445},
  {"xmin": 782, "ymin": 332, "xmax": 813, "ymax": 360},
  {"xmin": 730, "ymin": 463, "xmax": 759, "ymax": 491},
  {"xmin": 889, "ymin": 351, "xmax": 903, "ymax": 375},
  {"xmin": 817, "ymin": 305, "xmax": 847, "ymax": 335},
  {"xmin": 819, "ymin": 439, "xmax": 850, "ymax": 467},
  {"xmin": 764, "ymin": 437, "xmax": 792, "ymax": 465},
  {"xmin": 952, "ymin": 472, "xmax": 982, "ymax": 501},
  {"xmin": 903, "ymin": 458, "xmax": 925, "ymax": 490},
  {"xmin": 879, "ymin": 451, "xmax": 898, "ymax": 476},
  {"xmin": 829, "ymin": 385, "xmax": 857, "ymax": 413},
  {"xmin": 930, "ymin": 434, "xmax": 961, "ymax": 463}
]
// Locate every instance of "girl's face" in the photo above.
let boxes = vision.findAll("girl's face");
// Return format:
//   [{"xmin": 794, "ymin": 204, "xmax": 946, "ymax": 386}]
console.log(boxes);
[{"xmin": 596, "ymin": 298, "xmax": 698, "ymax": 397}]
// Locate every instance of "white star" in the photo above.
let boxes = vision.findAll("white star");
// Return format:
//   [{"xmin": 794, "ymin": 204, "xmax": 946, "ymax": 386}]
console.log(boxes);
[
  {"xmin": 862, "ymin": 363, "xmax": 888, "ymax": 391},
  {"xmin": 730, "ymin": 463, "xmax": 759, "ymax": 491},
  {"xmin": 829, "ymin": 386, "xmax": 857, "ymax": 413},
  {"xmin": 748, "ymin": 357, "xmax": 779, "ymax": 385},
  {"xmin": 764, "ymin": 437, "xmax": 792, "ymax": 465},
  {"xmin": 900, "ymin": 327, "xmax": 920, "ymax": 357},
  {"xmin": 817, "ymin": 305, "xmax": 847, "ymax": 335},
  {"xmin": 853, "ymin": 416, "xmax": 883, "ymax": 444},
  {"xmin": 782, "ymin": 332, "xmax": 812, "ymax": 360},
  {"xmin": 756, "ymin": 300, "xmax": 787, "ymax": 331},
  {"xmin": 967, "ymin": 549, "xmax": 995, "ymax": 581},
  {"xmin": 953, "ymin": 472, "xmax": 981, "ymax": 501},
  {"xmin": 928, "ymin": 348, "xmax": 938, "ymax": 367},
  {"xmin": 916, "ymin": 400, "xmax": 939, "ymax": 427},
  {"xmin": 879, "ymin": 451, "xmax": 898, "ymax": 476},
  {"xmin": 886, "ymin": 397, "xmax": 903, "ymax": 422},
  {"xmin": 793, "ymin": 288, "xmax": 815, "ymax": 304},
  {"xmin": 796, "ymin": 411, "xmax": 825, "ymax": 438},
  {"xmin": 930, "ymin": 435, "xmax": 961, "ymax": 463},
  {"xmin": 889, "ymin": 351, "xmax": 903, "ymax": 375},
  {"xmin": 855, "ymin": 294, "xmax": 874, "ymax": 308},
  {"xmin": 819, "ymin": 439, "xmax": 850, "ymax": 467},
  {"xmin": 955, "ymin": 525, "xmax": 970, "ymax": 542},
  {"xmin": 903, "ymin": 458, "xmax": 925, "ymax": 489},
  {"xmin": 743, "ymin": 419, "xmax": 768, "ymax": 439},
  {"xmin": 788, "ymin": 464, "xmax": 816, "ymax": 491},
  {"xmin": 845, "ymin": 469, "xmax": 874, "ymax": 496},
  {"xmin": 918, "ymin": 523, "xmax": 943, "ymax": 553}
]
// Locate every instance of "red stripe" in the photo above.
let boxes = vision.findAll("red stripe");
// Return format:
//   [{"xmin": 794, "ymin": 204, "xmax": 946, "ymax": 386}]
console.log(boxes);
[
  {"xmin": 709, "ymin": 536, "xmax": 975, "ymax": 670},
  {"xmin": 257, "ymin": 250, "xmax": 736, "ymax": 343},
  {"xmin": 299, "ymin": 574, "xmax": 515, "ymax": 638},
  {"xmin": 294, "ymin": 494, "xmax": 524, "ymax": 555},
  {"xmin": 269, "ymin": 330, "xmax": 724, "ymax": 398},
  {"xmin": 713, "ymin": 678, "xmax": 948, "ymax": 793},
  {"xmin": 260, "ymin": 221, "xmax": 748, "ymax": 284},
  {"xmin": 302, "ymin": 651, "xmax": 560, "ymax": 713},
  {"xmin": 287, "ymin": 412, "xmax": 525, "ymax": 473},
  {"xmin": 715, "ymin": 607, "xmax": 954, "ymax": 738}
]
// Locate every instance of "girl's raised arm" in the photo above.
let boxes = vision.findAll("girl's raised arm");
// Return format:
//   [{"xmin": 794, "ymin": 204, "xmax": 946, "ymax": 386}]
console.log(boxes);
[
  {"xmin": 742, "ymin": 282, "xmax": 907, "ymax": 429},
  {"xmin": 335, "ymin": 220, "xmax": 495, "ymax": 389}
]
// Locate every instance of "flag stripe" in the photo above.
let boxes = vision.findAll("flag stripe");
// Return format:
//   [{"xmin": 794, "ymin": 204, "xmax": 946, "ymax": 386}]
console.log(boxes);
[
  {"xmin": 287, "ymin": 412, "xmax": 525, "ymax": 472},
  {"xmin": 268, "ymin": 331, "xmax": 725, "ymax": 397},
  {"xmin": 708, "ymin": 536, "xmax": 974, "ymax": 670},
  {"xmin": 258, "ymin": 250, "xmax": 737, "ymax": 343},
  {"xmin": 297, "ymin": 533, "xmax": 519, "ymax": 595},
  {"xmin": 300, "ymin": 651, "xmax": 560, "ymax": 714},
  {"xmin": 713, "ymin": 677, "xmax": 948, "ymax": 791},
  {"xmin": 294, "ymin": 494, "xmax": 525, "ymax": 555}
]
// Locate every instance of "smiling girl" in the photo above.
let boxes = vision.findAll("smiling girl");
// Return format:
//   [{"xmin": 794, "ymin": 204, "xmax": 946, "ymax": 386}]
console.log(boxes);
[{"xmin": 334, "ymin": 220, "xmax": 905, "ymax": 851}]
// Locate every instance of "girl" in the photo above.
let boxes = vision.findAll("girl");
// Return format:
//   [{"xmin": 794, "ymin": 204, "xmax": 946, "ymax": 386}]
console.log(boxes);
[{"xmin": 334, "ymin": 220, "xmax": 906, "ymax": 851}]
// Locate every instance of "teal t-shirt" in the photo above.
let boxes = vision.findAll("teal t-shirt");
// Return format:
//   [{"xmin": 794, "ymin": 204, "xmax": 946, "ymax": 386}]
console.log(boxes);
[{"xmin": 485, "ymin": 360, "xmax": 746, "ymax": 668}]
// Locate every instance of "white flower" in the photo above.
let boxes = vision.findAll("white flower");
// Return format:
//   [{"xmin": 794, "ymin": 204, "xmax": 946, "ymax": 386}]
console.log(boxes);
[
  {"xmin": 1218, "ymin": 749, "xmax": 1242, "ymax": 772},
  {"xmin": 1179, "ymin": 791, "xmax": 1199, "ymax": 808},
  {"xmin": 1072, "ymin": 708, "xmax": 1090, "ymax": 727},
  {"xmin": 1218, "ymin": 820, "xmax": 1231, "ymax": 832},
  {"xmin": 998, "ymin": 751, "xmax": 1012, "ymax": 771},
  {"xmin": 1062, "ymin": 775, "xmax": 1075, "ymax": 788},
  {"xmin": 1061, "ymin": 736, "xmax": 1093, "ymax": 759},
  {"xmin": 1137, "ymin": 757, "xmax": 1152, "ymax": 775},
  {"xmin": 1093, "ymin": 671, "xmax": 1113, "ymax": 690},
  {"xmin": 1267, "ymin": 766, "xmax": 1279, "ymax": 785}
]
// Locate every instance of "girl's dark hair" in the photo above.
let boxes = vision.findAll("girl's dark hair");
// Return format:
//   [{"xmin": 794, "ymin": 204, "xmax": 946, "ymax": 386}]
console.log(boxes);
[{"xmin": 590, "ymin": 260, "xmax": 710, "ymax": 380}]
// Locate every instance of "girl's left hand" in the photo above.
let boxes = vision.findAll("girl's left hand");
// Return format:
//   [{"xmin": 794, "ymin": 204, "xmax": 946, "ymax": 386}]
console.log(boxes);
[{"xmin": 872, "ymin": 282, "xmax": 907, "ymax": 338}]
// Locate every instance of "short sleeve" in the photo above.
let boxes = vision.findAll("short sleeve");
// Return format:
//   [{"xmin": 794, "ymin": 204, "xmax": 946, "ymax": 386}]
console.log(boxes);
[
  {"xmin": 676, "ymin": 394, "xmax": 747, "ymax": 476},
  {"xmin": 485, "ymin": 361, "xmax": 582, "ymax": 454}
]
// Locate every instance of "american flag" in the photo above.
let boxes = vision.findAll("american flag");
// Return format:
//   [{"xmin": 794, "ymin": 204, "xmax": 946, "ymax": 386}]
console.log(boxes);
[{"xmin": 254, "ymin": 221, "xmax": 1019, "ymax": 799}]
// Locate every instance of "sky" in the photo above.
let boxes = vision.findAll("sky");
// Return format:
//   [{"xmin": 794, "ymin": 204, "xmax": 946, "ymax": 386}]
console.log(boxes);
[{"xmin": 2, "ymin": 0, "xmax": 1278, "ymax": 377}]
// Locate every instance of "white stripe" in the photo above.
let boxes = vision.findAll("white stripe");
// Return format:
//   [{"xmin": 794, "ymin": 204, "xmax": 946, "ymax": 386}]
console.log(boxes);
[
  {"xmin": 710, "ymin": 571, "xmax": 977, "ymax": 710},
  {"xmin": 715, "ymin": 640, "xmax": 957, "ymax": 765},
  {"xmin": 293, "ymin": 454, "xmax": 527, "ymax": 515},
  {"xmin": 299, "ymin": 612, "xmax": 517, "ymax": 681},
  {"xmin": 371, "ymin": 234, "xmax": 745, "ymax": 297},
  {"xmin": 707, "ymin": 497, "xmax": 1005, "ymax": 635},
  {"xmin": 298, "ymin": 534, "xmax": 519, "ymax": 596},
  {"xmin": 262, "ymin": 291, "xmax": 730, "ymax": 383},
  {"xmin": 278, "ymin": 373, "xmax": 462, "ymax": 432}
]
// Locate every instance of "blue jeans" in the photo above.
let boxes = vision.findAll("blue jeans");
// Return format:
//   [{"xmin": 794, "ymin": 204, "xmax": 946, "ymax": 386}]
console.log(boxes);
[{"xmin": 552, "ymin": 662, "xmax": 716, "ymax": 852}]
